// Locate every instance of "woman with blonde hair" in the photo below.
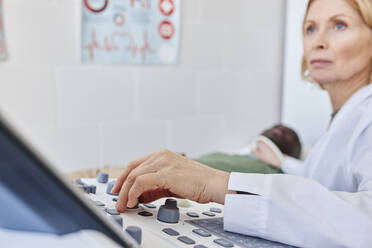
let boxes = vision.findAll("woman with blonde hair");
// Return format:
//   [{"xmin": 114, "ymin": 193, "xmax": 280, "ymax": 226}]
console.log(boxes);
[{"xmin": 112, "ymin": 0, "xmax": 372, "ymax": 247}]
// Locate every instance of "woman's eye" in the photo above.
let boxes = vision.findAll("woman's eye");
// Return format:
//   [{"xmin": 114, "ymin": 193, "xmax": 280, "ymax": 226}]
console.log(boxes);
[
  {"xmin": 306, "ymin": 26, "xmax": 315, "ymax": 34},
  {"xmin": 335, "ymin": 22, "xmax": 346, "ymax": 30}
]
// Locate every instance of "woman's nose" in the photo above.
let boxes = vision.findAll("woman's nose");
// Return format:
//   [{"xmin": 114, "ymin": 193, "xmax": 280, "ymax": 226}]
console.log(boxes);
[{"xmin": 313, "ymin": 29, "xmax": 329, "ymax": 50}]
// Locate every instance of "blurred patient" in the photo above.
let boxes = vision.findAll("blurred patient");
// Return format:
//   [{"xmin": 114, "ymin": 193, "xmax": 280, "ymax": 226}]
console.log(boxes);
[
  {"xmin": 196, "ymin": 124, "xmax": 302, "ymax": 174},
  {"xmin": 67, "ymin": 124, "xmax": 301, "ymax": 180}
]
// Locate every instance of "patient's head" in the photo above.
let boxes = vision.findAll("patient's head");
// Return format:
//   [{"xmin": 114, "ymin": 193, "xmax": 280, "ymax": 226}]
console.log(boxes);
[{"xmin": 261, "ymin": 124, "xmax": 302, "ymax": 159}]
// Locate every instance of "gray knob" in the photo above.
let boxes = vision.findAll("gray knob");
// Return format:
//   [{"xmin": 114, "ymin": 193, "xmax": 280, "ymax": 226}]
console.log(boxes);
[
  {"xmin": 106, "ymin": 181, "xmax": 118, "ymax": 196},
  {"xmin": 157, "ymin": 204, "xmax": 180, "ymax": 223},
  {"xmin": 125, "ymin": 226, "xmax": 142, "ymax": 245},
  {"xmin": 165, "ymin": 198, "xmax": 177, "ymax": 207},
  {"xmin": 109, "ymin": 215, "xmax": 123, "ymax": 228},
  {"xmin": 97, "ymin": 172, "xmax": 109, "ymax": 183}
]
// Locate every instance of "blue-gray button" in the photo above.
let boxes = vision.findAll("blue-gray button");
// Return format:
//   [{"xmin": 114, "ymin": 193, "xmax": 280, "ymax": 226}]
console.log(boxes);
[
  {"xmin": 162, "ymin": 228, "xmax": 179, "ymax": 236},
  {"xmin": 94, "ymin": 201, "xmax": 105, "ymax": 206},
  {"xmin": 214, "ymin": 238, "xmax": 234, "ymax": 247},
  {"xmin": 177, "ymin": 236, "xmax": 195, "ymax": 245},
  {"xmin": 97, "ymin": 172, "xmax": 109, "ymax": 183},
  {"xmin": 194, "ymin": 245, "xmax": 208, "ymax": 248},
  {"xmin": 202, "ymin": 211, "xmax": 216, "ymax": 217},
  {"xmin": 210, "ymin": 207, "xmax": 222, "ymax": 213},
  {"xmin": 110, "ymin": 215, "xmax": 123, "ymax": 228},
  {"xmin": 187, "ymin": 212, "xmax": 199, "ymax": 218},
  {"xmin": 192, "ymin": 229, "xmax": 211, "ymax": 237},
  {"xmin": 126, "ymin": 226, "xmax": 142, "ymax": 245},
  {"xmin": 105, "ymin": 208, "xmax": 120, "ymax": 215},
  {"xmin": 106, "ymin": 181, "xmax": 119, "ymax": 196},
  {"xmin": 138, "ymin": 211, "xmax": 153, "ymax": 217},
  {"xmin": 144, "ymin": 203, "xmax": 156, "ymax": 208}
]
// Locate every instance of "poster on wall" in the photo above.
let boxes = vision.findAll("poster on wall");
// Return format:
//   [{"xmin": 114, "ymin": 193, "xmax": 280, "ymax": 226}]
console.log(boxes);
[
  {"xmin": 81, "ymin": 0, "xmax": 180, "ymax": 65},
  {"xmin": 0, "ymin": 0, "xmax": 7, "ymax": 62}
]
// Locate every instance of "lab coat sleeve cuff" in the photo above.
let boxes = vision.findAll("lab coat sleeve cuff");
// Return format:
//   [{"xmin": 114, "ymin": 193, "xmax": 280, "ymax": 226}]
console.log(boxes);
[
  {"xmin": 224, "ymin": 173, "xmax": 272, "ymax": 236},
  {"xmin": 281, "ymin": 157, "xmax": 304, "ymax": 176},
  {"xmin": 224, "ymin": 194, "xmax": 268, "ymax": 237},
  {"xmin": 228, "ymin": 172, "xmax": 271, "ymax": 196}
]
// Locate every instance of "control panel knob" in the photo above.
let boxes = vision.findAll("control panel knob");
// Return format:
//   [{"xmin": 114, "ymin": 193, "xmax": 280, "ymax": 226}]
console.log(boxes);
[
  {"xmin": 125, "ymin": 226, "xmax": 142, "ymax": 245},
  {"xmin": 97, "ymin": 172, "xmax": 109, "ymax": 183},
  {"xmin": 106, "ymin": 181, "xmax": 118, "ymax": 196},
  {"xmin": 157, "ymin": 203, "xmax": 180, "ymax": 223},
  {"xmin": 165, "ymin": 198, "xmax": 177, "ymax": 207}
]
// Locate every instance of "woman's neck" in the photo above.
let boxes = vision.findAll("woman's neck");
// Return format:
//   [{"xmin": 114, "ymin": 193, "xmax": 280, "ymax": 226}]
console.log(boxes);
[{"xmin": 323, "ymin": 67, "xmax": 371, "ymax": 113}]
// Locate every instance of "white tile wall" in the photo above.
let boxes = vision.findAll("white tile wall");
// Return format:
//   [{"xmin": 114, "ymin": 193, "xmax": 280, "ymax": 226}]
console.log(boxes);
[{"xmin": 0, "ymin": 0, "xmax": 285, "ymax": 172}]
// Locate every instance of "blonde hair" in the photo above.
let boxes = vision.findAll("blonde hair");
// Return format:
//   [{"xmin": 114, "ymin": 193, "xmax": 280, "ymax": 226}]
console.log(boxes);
[{"xmin": 301, "ymin": 0, "xmax": 372, "ymax": 83}]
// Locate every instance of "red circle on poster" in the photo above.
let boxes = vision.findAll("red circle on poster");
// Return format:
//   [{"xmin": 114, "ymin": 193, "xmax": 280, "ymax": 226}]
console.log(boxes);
[
  {"xmin": 159, "ymin": 0, "xmax": 175, "ymax": 16},
  {"xmin": 114, "ymin": 13, "xmax": 126, "ymax": 26},
  {"xmin": 158, "ymin": 20, "xmax": 175, "ymax": 40},
  {"xmin": 84, "ymin": 0, "xmax": 108, "ymax": 13}
]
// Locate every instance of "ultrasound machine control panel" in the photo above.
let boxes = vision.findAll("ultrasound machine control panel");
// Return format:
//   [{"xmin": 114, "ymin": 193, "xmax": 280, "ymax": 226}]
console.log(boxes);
[{"xmin": 78, "ymin": 175, "xmax": 293, "ymax": 248}]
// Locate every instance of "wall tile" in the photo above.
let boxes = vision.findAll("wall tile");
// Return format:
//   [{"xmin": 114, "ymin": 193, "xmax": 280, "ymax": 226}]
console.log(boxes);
[
  {"xmin": 137, "ymin": 67, "xmax": 198, "ymax": 119},
  {"xmin": 56, "ymin": 67, "xmax": 136, "ymax": 127},
  {"xmin": 101, "ymin": 121, "xmax": 168, "ymax": 166}
]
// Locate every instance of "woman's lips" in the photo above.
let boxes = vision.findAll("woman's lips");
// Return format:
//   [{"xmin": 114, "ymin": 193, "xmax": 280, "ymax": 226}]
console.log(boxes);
[{"xmin": 310, "ymin": 59, "xmax": 332, "ymax": 68}]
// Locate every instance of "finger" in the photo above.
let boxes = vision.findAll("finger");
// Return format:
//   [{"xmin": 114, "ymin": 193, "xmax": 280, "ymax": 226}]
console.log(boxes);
[
  {"xmin": 139, "ymin": 189, "xmax": 172, "ymax": 204},
  {"xmin": 115, "ymin": 161, "xmax": 157, "ymax": 212},
  {"xmin": 127, "ymin": 173, "xmax": 164, "ymax": 208},
  {"xmin": 112, "ymin": 154, "xmax": 150, "ymax": 194}
]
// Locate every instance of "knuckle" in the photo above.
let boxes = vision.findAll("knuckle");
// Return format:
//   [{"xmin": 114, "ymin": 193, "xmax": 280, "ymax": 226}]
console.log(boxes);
[{"xmin": 126, "ymin": 173, "xmax": 137, "ymax": 185}]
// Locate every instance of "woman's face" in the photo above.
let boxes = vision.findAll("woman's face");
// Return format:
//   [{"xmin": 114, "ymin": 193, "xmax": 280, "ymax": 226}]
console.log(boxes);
[{"xmin": 303, "ymin": 0, "xmax": 372, "ymax": 85}]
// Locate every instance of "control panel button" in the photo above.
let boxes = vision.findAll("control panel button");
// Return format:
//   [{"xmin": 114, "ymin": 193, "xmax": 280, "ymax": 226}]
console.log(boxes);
[
  {"xmin": 112, "ymin": 198, "xmax": 118, "ymax": 202},
  {"xmin": 214, "ymin": 238, "xmax": 234, "ymax": 247},
  {"xmin": 109, "ymin": 215, "xmax": 123, "ymax": 228},
  {"xmin": 105, "ymin": 208, "xmax": 120, "ymax": 215},
  {"xmin": 192, "ymin": 229, "xmax": 211, "ymax": 237},
  {"xmin": 94, "ymin": 201, "xmax": 105, "ymax": 207},
  {"xmin": 97, "ymin": 172, "xmax": 109, "ymax": 183},
  {"xmin": 187, "ymin": 212, "xmax": 199, "ymax": 218},
  {"xmin": 144, "ymin": 203, "xmax": 156, "ymax": 208},
  {"xmin": 106, "ymin": 181, "xmax": 119, "ymax": 196},
  {"xmin": 126, "ymin": 226, "xmax": 142, "ymax": 245},
  {"xmin": 202, "ymin": 211, "xmax": 216, "ymax": 217},
  {"xmin": 162, "ymin": 228, "xmax": 179, "ymax": 236},
  {"xmin": 210, "ymin": 207, "xmax": 222, "ymax": 213},
  {"xmin": 194, "ymin": 245, "xmax": 208, "ymax": 248},
  {"xmin": 138, "ymin": 211, "xmax": 153, "ymax": 217},
  {"xmin": 177, "ymin": 236, "xmax": 196, "ymax": 245}
]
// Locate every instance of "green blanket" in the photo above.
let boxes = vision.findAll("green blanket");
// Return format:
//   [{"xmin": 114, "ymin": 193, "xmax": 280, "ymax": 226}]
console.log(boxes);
[{"xmin": 196, "ymin": 152, "xmax": 282, "ymax": 174}]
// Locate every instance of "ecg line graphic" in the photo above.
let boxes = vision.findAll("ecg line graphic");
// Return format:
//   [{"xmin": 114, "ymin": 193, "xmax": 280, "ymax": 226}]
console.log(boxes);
[
  {"xmin": 130, "ymin": 0, "xmax": 151, "ymax": 8},
  {"xmin": 83, "ymin": 28, "xmax": 155, "ymax": 62}
]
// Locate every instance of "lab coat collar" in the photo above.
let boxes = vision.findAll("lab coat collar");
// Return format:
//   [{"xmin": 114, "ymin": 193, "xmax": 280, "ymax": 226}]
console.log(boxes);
[{"xmin": 328, "ymin": 83, "xmax": 372, "ymax": 131}]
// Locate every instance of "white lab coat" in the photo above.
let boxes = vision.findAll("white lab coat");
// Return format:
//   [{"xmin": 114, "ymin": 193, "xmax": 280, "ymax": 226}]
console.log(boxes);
[{"xmin": 224, "ymin": 83, "xmax": 372, "ymax": 248}]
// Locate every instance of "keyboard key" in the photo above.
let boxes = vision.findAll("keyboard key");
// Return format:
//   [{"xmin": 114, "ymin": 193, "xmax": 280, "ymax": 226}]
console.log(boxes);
[
  {"xmin": 144, "ymin": 203, "xmax": 156, "ymax": 208},
  {"xmin": 202, "ymin": 211, "xmax": 216, "ymax": 217},
  {"xmin": 94, "ymin": 201, "xmax": 105, "ymax": 207},
  {"xmin": 178, "ymin": 236, "xmax": 195, "ymax": 245},
  {"xmin": 214, "ymin": 238, "xmax": 234, "ymax": 247},
  {"xmin": 138, "ymin": 211, "xmax": 153, "ymax": 217},
  {"xmin": 192, "ymin": 229, "xmax": 211, "ymax": 237},
  {"xmin": 105, "ymin": 208, "xmax": 120, "ymax": 215},
  {"xmin": 194, "ymin": 245, "xmax": 208, "ymax": 248},
  {"xmin": 187, "ymin": 212, "xmax": 199, "ymax": 218},
  {"xmin": 162, "ymin": 228, "xmax": 179, "ymax": 236},
  {"xmin": 210, "ymin": 207, "xmax": 222, "ymax": 213}
]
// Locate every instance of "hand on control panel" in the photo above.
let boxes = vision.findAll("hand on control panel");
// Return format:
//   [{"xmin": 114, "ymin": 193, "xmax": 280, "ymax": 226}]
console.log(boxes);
[{"xmin": 112, "ymin": 149, "xmax": 231, "ymax": 212}]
